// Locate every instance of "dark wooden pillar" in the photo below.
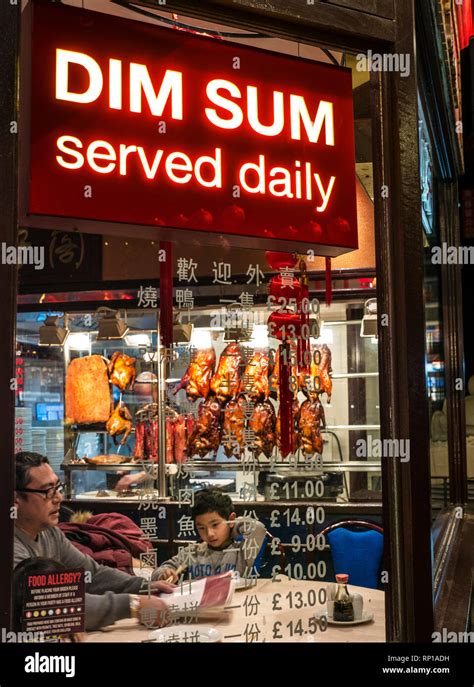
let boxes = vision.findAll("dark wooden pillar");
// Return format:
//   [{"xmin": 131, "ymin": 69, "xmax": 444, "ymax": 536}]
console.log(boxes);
[
  {"xmin": 372, "ymin": 2, "xmax": 434, "ymax": 641},
  {"xmin": 0, "ymin": 0, "xmax": 20, "ymax": 631}
]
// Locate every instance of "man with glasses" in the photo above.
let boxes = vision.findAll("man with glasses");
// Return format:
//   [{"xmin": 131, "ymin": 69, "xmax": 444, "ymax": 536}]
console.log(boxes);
[{"xmin": 14, "ymin": 452, "xmax": 173, "ymax": 632}]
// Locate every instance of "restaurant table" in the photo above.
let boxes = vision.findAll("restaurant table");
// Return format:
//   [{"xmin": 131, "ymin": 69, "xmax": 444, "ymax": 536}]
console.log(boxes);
[{"xmin": 86, "ymin": 576, "xmax": 385, "ymax": 643}]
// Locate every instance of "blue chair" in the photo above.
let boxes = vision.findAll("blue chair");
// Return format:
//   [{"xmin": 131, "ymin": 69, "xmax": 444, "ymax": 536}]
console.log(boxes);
[
  {"xmin": 253, "ymin": 530, "xmax": 286, "ymax": 578},
  {"xmin": 233, "ymin": 530, "xmax": 274, "ymax": 576},
  {"xmin": 321, "ymin": 520, "xmax": 384, "ymax": 589}
]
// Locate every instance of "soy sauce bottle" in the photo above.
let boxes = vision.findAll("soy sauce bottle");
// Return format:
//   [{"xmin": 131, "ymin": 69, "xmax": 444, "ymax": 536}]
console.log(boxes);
[{"xmin": 333, "ymin": 574, "xmax": 354, "ymax": 621}]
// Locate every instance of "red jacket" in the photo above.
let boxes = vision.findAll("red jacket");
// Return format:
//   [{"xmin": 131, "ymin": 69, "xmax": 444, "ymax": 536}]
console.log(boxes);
[{"xmin": 59, "ymin": 512, "xmax": 152, "ymax": 574}]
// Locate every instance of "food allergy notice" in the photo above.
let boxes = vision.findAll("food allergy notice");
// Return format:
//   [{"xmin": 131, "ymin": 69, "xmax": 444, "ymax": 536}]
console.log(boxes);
[{"xmin": 22, "ymin": 568, "xmax": 85, "ymax": 638}]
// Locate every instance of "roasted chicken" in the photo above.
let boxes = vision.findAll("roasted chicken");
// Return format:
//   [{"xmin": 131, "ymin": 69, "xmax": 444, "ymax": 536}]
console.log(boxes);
[
  {"xmin": 298, "ymin": 398, "xmax": 325, "ymax": 455},
  {"xmin": 298, "ymin": 357, "xmax": 322, "ymax": 399},
  {"xmin": 108, "ymin": 352, "xmax": 136, "ymax": 391},
  {"xmin": 298, "ymin": 344, "xmax": 332, "ymax": 402},
  {"xmin": 240, "ymin": 350, "xmax": 270, "ymax": 402},
  {"xmin": 174, "ymin": 348, "xmax": 216, "ymax": 401},
  {"xmin": 249, "ymin": 399, "xmax": 277, "ymax": 458},
  {"xmin": 188, "ymin": 397, "xmax": 222, "ymax": 457},
  {"xmin": 106, "ymin": 402, "xmax": 133, "ymax": 445},
  {"xmin": 316, "ymin": 344, "xmax": 332, "ymax": 402},
  {"xmin": 223, "ymin": 395, "xmax": 246, "ymax": 457},
  {"xmin": 210, "ymin": 343, "xmax": 244, "ymax": 403}
]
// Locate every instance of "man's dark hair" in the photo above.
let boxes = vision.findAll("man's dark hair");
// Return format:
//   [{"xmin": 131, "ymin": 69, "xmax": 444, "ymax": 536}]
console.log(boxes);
[
  {"xmin": 191, "ymin": 488, "xmax": 234, "ymax": 520},
  {"xmin": 15, "ymin": 452, "xmax": 50, "ymax": 491}
]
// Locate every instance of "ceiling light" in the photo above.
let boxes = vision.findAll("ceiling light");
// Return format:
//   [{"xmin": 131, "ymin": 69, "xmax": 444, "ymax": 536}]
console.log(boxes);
[
  {"xmin": 39, "ymin": 315, "xmax": 69, "ymax": 347},
  {"xmin": 173, "ymin": 322, "xmax": 194, "ymax": 343},
  {"xmin": 190, "ymin": 328, "xmax": 213, "ymax": 350},
  {"xmin": 67, "ymin": 333, "xmax": 91, "ymax": 351},
  {"xmin": 97, "ymin": 308, "xmax": 129, "ymax": 340},
  {"xmin": 124, "ymin": 333, "xmax": 151, "ymax": 347},
  {"xmin": 247, "ymin": 324, "xmax": 269, "ymax": 349},
  {"xmin": 171, "ymin": 312, "xmax": 194, "ymax": 343}
]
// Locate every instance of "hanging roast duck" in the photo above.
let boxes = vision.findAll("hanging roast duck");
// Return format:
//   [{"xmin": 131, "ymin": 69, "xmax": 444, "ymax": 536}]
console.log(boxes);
[
  {"xmin": 106, "ymin": 402, "xmax": 133, "ymax": 444},
  {"xmin": 174, "ymin": 348, "xmax": 216, "ymax": 401},
  {"xmin": 210, "ymin": 342, "xmax": 244, "ymax": 403},
  {"xmin": 108, "ymin": 352, "xmax": 137, "ymax": 391},
  {"xmin": 298, "ymin": 398, "xmax": 325, "ymax": 455}
]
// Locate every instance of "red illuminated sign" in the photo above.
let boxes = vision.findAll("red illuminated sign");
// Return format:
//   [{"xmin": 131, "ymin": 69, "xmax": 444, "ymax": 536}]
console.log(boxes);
[{"xmin": 27, "ymin": 3, "xmax": 358, "ymax": 254}]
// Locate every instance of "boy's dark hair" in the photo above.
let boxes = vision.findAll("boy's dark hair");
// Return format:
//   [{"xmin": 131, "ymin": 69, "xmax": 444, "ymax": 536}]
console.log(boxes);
[
  {"xmin": 191, "ymin": 488, "xmax": 234, "ymax": 520},
  {"xmin": 15, "ymin": 452, "xmax": 50, "ymax": 491}
]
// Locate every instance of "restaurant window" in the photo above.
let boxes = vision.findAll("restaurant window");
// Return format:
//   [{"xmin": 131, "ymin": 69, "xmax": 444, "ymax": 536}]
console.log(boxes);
[{"xmin": 15, "ymin": 1, "xmax": 387, "ymax": 642}]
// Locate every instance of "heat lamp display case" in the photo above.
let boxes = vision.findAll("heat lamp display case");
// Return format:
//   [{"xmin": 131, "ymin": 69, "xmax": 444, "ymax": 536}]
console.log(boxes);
[{"xmin": 15, "ymin": 271, "xmax": 381, "ymax": 505}]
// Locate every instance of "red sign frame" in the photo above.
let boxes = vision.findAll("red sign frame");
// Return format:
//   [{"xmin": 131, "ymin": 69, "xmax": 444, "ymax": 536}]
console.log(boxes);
[{"xmin": 25, "ymin": 2, "xmax": 358, "ymax": 255}]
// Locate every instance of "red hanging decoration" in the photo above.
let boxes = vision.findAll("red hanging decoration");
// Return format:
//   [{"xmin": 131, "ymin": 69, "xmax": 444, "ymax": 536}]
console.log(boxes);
[
  {"xmin": 269, "ymin": 273, "xmax": 302, "ymax": 300},
  {"xmin": 325, "ymin": 257, "xmax": 332, "ymax": 307},
  {"xmin": 265, "ymin": 251, "xmax": 297, "ymax": 271},
  {"xmin": 159, "ymin": 241, "xmax": 173, "ymax": 348},
  {"xmin": 267, "ymin": 309, "xmax": 301, "ymax": 340},
  {"xmin": 266, "ymin": 253, "xmax": 300, "ymax": 461},
  {"xmin": 278, "ymin": 342, "xmax": 294, "ymax": 458},
  {"xmin": 297, "ymin": 258, "xmax": 310, "ymax": 374}
]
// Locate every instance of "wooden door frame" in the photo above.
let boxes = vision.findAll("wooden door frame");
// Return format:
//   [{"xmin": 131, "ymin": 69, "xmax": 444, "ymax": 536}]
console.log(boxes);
[{"xmin": 0, "ymin": 0, "xmax": 20, "ymax": 633}]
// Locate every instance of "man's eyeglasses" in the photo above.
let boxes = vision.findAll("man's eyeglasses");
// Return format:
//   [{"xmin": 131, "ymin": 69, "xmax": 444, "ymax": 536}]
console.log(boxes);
[{"xmin": 16, "ymin": 482, "xmax": 65, "ymax": 500}]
